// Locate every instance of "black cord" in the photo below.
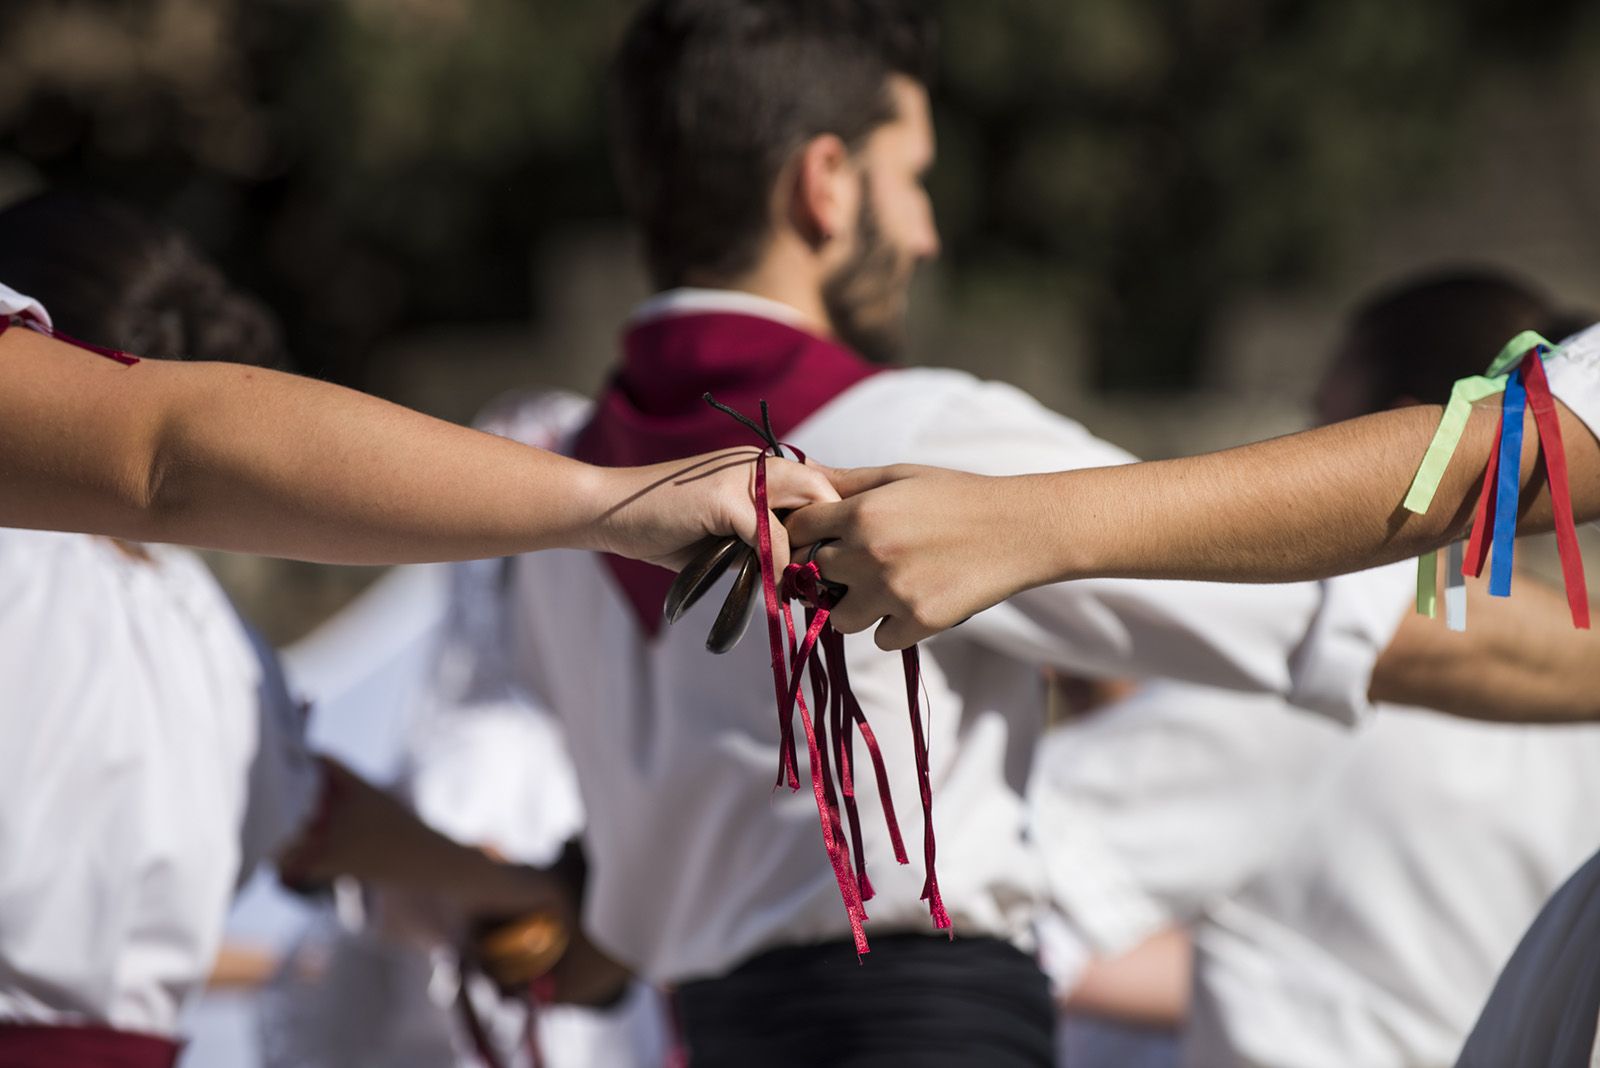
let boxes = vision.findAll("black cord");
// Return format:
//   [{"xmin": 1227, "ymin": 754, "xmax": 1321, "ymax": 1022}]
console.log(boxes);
[{"xmin": 704, "ymin": 392, "xmax": 786, "ymax": 457}]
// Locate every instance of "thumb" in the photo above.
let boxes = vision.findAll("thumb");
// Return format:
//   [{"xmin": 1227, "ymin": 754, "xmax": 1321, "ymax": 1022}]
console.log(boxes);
[
  {"xmin": 764, "ymin": 457, "xmax": 842, "ymax": 510},
  {"xmin": 873, "ymin": 614, "xmax": 929, "ymax": 651}
]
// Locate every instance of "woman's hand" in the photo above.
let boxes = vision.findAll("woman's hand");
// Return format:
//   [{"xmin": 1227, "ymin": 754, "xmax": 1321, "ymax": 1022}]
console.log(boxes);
[
  {"xmin": 787, "ymin": 464, "xmax": 1062, "ymax": 649},
  {"xmin": 587, "ymin": 449, "xmax": 840, "ymax": 572}
]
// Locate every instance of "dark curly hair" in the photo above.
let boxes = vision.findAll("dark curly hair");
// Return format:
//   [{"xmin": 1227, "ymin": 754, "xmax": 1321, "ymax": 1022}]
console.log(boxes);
[
  {"xmin": 1342, "ymin": 268, "xmax": 1592, "ymax": 412},
  {"xmin": 0, "ymin": 191, "xmax": 287, "ymax": 368}
]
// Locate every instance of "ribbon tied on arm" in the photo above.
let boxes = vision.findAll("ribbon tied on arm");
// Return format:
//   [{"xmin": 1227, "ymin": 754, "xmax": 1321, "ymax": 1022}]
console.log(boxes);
[{"xmin": 1402, "ymin": 331, "xmax": 1588, "ymax": 630}]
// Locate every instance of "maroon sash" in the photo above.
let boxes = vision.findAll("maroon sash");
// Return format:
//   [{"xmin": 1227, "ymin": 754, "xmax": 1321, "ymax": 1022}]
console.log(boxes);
[
  {"xmin": 571, "ymin": 309, "xmax": 883, "ymax": 635},
  {"xmin": 0, "ymin": 1024, "xmax": 179, "ymax": 1068}
]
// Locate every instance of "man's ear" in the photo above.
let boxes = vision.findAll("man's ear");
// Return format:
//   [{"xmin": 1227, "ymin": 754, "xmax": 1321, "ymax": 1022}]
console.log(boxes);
[{"xmin": 789, "ymin": 133, "xmax": 857, "ymax": 247}]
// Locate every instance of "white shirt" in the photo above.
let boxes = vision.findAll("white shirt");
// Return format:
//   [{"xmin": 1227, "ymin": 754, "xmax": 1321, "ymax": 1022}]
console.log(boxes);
[
  {"xmin": 0, "ymin": 283, "xmax": 321, "ymax": 1037},
  {"xmin": 1029, "ymin": 682, "xmax": 1346, "ymax": 977},
  {"xmin": 508, "ymin": 288, "xmax": 1418, "ymax": 985},
  {"xmin": 1183, "ymin": 703, "xmax": 1600, "ymax": 1068},
  {"xmin": 0, "ymin": 530, "xmax": 319, "ymax": 1036},
  {"xmin": 1546, "ymin": 322, "xmax": 1600, "ymax": 451},
  {"xmin": 1024, "ymin": 679, "xmax": 1600, "ymax": 1068}
]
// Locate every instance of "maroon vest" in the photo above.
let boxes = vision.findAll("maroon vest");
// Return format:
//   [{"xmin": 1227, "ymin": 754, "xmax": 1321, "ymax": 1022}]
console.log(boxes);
[{"xmin": 571, "ymin": 310, "xmax": 884, "ymax": 635}]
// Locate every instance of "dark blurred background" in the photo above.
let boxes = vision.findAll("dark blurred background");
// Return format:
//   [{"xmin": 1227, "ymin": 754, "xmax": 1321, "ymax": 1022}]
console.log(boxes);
[{"xmin": 6, "ymin": 0, "xmax": 1600, "ymax": 637}]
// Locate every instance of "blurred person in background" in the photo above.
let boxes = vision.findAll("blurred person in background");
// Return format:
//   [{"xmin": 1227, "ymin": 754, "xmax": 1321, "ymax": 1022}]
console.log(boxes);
[
  {"xmin": 261, "ymin": 390, "xmax": 669, "ymax": 1068},
  {"xmin": 492, "ymin": 4, "xmax": 1600, "ymax": 1066},
  {"xmin": 0, "ymin": 192, "xmax": 678, "ymax": 1067},
  {"xmin": 1017, "ymin": 268, "xmax": 1600, "ymax": 1068}
]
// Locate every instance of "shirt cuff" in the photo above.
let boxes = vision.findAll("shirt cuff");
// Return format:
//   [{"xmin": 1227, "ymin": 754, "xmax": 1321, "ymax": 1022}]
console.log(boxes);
[
  {"xmin": 0, "ymin": 282, "xmax": 50, "ymax": 327},
  {"xmin": 1285, "ymin": 560, "xmax": 1413, "ymax": 726},
  {"xmin": 1546, "ymin": 324, "xmax": 1600, "ymax": 464},
  {"xmin": 1034, "ymin": 909, "xmax": 1094, "ymax": 997}
]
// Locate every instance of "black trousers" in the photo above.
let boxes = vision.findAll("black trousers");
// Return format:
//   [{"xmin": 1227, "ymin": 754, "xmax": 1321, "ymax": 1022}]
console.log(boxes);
[{"xmin": 676, "ymin": 933, "xmax": 1055, "ymax": 1068}]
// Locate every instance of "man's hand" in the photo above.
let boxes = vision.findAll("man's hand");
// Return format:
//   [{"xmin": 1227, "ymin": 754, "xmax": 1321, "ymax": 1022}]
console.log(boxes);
[
  {"xmin": 590, "ymin": 449, "xmax": 840, "ymax": 573},
  {"xmin": 788, "ymin": 464, "xmax": 1056, "ymax": 649}
]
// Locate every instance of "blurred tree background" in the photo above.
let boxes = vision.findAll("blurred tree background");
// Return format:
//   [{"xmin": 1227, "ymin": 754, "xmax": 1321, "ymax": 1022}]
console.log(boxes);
[{"xmin": 3, "ymin": 0, "xmax": 1599, "ymax": 395}]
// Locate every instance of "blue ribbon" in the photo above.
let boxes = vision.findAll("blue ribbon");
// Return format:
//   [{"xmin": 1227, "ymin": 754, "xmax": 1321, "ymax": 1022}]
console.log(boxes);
[{"xmin": 1488, "ymin": 364, "xmax": 1528, "ymax": 597}]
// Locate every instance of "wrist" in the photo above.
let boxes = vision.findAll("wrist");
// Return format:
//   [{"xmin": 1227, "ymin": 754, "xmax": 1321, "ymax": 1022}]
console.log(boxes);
[
  {"xmin": 1008, "ymin": 472, "xmax": 1092, "ymax": 589},
  {"xmin": 564, "ymin": 461, "xmax": 625, "ymax": 555}
]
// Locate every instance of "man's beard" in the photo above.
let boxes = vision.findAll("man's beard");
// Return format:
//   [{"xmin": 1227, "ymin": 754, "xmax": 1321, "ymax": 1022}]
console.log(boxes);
[{"xmin": 822, "ymin": 178, "xmax": 913, "ymax": 364}]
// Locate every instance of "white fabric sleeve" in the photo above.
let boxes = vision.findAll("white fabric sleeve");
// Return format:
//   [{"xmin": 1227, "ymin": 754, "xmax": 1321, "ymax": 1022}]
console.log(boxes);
[
  {"xmin": 397, "ymin": 388, "xmax": 592, "ymax": 867},
  {"xmin": 0, "ymin": 281, "xmax": 50, "ymax": 325},
  {"xmin": 403, "ymin": 679, "xmax": 586, "ymax": 868},
  {"xmin": 1547, "ymin": 322, "xmax": 1600, "ymax": 485},
  {"xmin": 238, "ymin": 623, "xmax": 324, "ymax": 878},
  {"xmin": 400, "ymin": 531, "xmax": 585, "ymax": 869},
  {"xmin": 902, "ymin": 378, "xmax": 1413, "ymax": 725},
  {"xmin": 1033, "ymin": 908, "xmax": 1096, "ymax": 998}
]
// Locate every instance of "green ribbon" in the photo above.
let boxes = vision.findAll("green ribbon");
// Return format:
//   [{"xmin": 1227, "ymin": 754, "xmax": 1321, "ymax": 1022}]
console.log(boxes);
[
  {"xmin": 1416, "ymin": 551, "xmax": 1438, "ymax": 618},
  {"xmin": 1402, "ymin": 374, "xmax": 1508, "ymax": 515},
  {"xmin": 1486, "ymin": 330, "xmax": 1555, "ymax": 377}
]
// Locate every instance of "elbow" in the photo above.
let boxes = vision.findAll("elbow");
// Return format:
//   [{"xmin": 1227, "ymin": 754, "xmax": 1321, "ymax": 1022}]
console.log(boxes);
[{"xmin": 129, "ymin": 426, "xmax": 183, "ymax": 538}]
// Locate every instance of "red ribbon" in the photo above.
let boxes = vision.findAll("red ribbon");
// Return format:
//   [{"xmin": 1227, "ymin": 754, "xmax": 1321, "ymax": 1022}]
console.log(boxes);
[
  {"xmin": 1462, "ymin": 411, "xmax": 1501, "ymax": 580},
  {"xmin": 1521, "ymin": 351, "xmax": 1590, "ymax": 628},
  {"xmin": 751, "ymin": 444, "xmax": 949, "ymax": 955},
  {"xmin": 0, "ymin": 314, "xmax": 141, "ymax": 365}
]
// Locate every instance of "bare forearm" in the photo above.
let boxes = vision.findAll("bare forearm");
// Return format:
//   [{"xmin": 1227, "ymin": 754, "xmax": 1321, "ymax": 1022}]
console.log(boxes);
[
  {"xmin": 0, "ymin": 330, "xmax": 606, "ymax": 561},
  {"xmin": 1044, "ymin": 402, "xmax": 1600, "ymax": 585},
  {"xmin": 1371, "ymin": 572, "xmax": 1600, "ymax": 723},
  {"xmin": 280, "ymin": 764, "xmax": 561, "ymax": 913},
  {"xmin": 1061, "ymin": 926, "xmax": 1191, "ymax": 1029},
  {"xmin": 146, "ymin": 365, "xmax": 616, "ymax": 562},
  {"xmin": 1, "ymin": 328, "xmax": 835, "ymax": 566},
  {"xmin": 800, "ymin": 399, "xmax": 1599, "ymax": 648}
]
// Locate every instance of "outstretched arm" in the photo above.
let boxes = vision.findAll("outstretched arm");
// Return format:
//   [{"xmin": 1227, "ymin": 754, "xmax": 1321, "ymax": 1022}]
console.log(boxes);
[
  {"xmin": 794, "ymin": 400, "xmax": 1600, "ymax": 647},
  {"xmin": 0, "ymin": 327, "xmax": 834, "ymax": 569}
]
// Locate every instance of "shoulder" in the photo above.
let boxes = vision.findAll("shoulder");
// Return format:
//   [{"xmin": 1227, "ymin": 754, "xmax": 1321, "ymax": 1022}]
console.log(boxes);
[{"xmin": 800, "ymin": 366, "xmax": 1139, "ymax": 474}]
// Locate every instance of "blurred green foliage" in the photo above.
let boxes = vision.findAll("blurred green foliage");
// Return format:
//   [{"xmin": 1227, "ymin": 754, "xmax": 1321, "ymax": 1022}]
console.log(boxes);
[{"xmin": 2, "ymin": 0, "xmax": 1597, "ymax": 389}]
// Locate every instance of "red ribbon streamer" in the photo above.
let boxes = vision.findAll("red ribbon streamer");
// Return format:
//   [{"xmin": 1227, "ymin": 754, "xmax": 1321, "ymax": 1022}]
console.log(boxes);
[
  {"xmin": 751, "ymin": 444, "xmax": 948, "ymax": 954},
  {"xmin": 0, "ymin": 314, "xmax": 141, "ymax": 365},
  {"xmin": 1521, "ymin": 352, "xmax": 1590, "ymax": 628},
  {"xmin": 1463, "ymin": 411, "xmax": 1502, "ymax": 580}
]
